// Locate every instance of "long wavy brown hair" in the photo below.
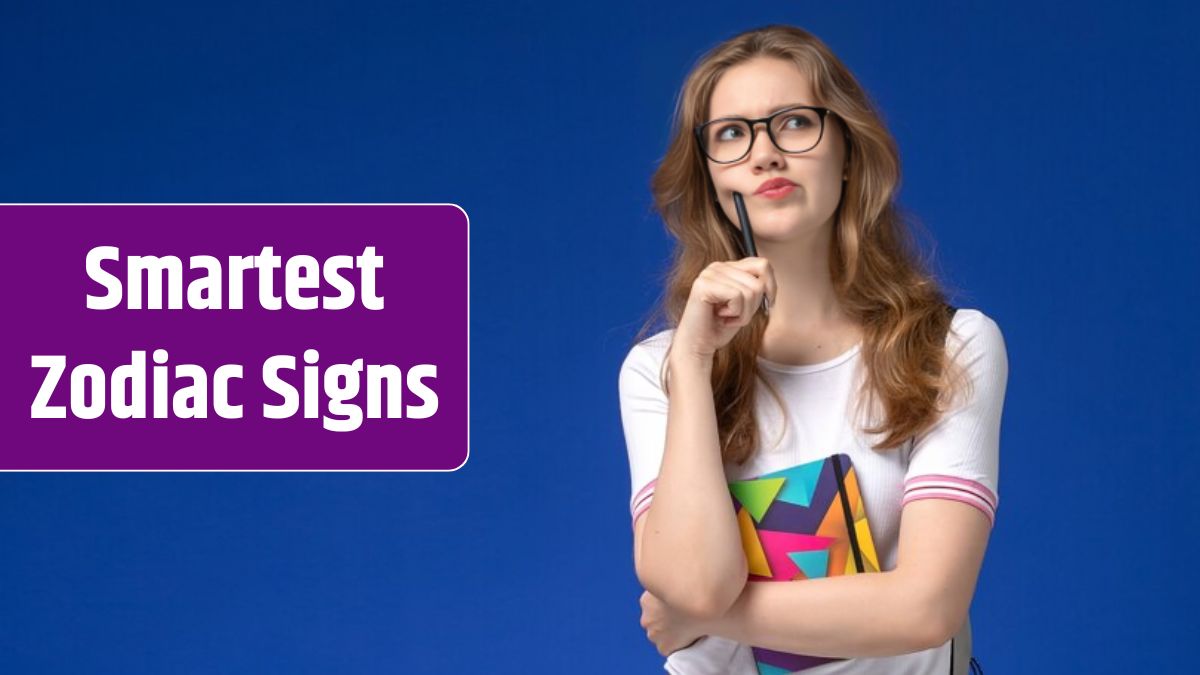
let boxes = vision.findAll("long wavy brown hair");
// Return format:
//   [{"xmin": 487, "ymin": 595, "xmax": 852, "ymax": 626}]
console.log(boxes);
[{"xmin": 632, "ymin": 24, "xmax": 973, "ymax": 463}]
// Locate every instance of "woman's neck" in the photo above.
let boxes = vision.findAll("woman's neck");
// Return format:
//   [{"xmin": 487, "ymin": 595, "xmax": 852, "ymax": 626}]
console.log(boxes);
[{"xmin": 757, "ymin": 222, "xmax": 862, "ymax": 366}]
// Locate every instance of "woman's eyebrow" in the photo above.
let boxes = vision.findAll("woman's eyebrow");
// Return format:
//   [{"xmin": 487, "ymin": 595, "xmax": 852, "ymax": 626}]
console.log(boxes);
[{"xmin": 709, "ymin": 102, "xmax": 812, "ymax": 119}]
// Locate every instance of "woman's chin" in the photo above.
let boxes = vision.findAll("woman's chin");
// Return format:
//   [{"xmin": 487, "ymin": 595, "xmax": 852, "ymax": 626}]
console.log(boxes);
[{"xmin": 755, "ymin": 216, "xmax": 831, "ymax": 242}]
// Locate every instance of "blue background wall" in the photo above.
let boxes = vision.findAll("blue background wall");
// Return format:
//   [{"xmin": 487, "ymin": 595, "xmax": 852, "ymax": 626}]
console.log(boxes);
[{"xmin": 2, "ymin": 2, "xmax": 1196, "ymax": 672}]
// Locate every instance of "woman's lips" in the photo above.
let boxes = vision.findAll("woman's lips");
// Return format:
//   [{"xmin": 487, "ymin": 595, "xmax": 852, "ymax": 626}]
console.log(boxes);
[{"xmin": 758, "ymin": 184, "xmax": 795, "ymax": 199}]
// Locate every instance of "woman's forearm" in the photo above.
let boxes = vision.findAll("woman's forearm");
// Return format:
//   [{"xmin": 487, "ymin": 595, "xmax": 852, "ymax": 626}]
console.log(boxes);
[
  {"xmin": 704, "ymin": 570, "xmax": 943, "ymax": 658},
  {"xmin": 639, "ymin": 351, "xmax": 747, "ymax": 618}
]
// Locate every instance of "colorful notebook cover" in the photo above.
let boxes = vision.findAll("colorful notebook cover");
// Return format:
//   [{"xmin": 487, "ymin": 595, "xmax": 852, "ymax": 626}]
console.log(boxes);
[{"xmin": 727, "ymin": 453, "xmax": 881, "ymax": 675}]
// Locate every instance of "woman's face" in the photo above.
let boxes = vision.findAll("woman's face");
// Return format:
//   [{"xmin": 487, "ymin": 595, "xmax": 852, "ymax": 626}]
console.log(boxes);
[{"xmin": 704, "ymin": 56, "xmax": 847, "ymax": 244}]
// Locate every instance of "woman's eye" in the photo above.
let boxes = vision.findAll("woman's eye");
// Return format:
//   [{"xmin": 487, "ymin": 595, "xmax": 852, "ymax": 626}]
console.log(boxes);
[
  {"xmin": 782, "ymin": 115, "xmax": 811, "ymax": 129},
  {"xmin": 716, "ymin": 125, "xmax": 744, "ymax": 142}
]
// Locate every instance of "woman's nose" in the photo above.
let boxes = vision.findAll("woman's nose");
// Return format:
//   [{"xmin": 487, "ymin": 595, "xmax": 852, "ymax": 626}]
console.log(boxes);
[{"xmin": 748, "ymin": 123, "xmax": 784, "ymax": 170}]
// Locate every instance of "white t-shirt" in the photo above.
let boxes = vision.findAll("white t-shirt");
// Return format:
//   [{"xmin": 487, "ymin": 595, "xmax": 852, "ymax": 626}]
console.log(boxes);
[{"xmin": 618, "ymin": 308, "xmax": 1008, "ymax": 675}]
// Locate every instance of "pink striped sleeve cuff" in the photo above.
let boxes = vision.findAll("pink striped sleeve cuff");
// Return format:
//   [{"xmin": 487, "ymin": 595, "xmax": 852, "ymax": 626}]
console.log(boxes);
[
  {"xmin": 902, "ymin": 474, "xmax": 997, "ymax": 527},
  {"xmin": 629, "ymin": 479, "xmax": 656, "ymax": 530}
]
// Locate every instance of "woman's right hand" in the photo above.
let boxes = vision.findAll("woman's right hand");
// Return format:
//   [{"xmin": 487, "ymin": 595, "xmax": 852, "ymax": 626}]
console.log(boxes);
[{"xmin": 673, "ymin": 257, "xmax": 777, "ymax": 361}]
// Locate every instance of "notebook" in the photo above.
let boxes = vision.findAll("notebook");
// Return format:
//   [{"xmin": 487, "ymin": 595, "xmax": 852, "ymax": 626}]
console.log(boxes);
[{"xmin": 727, "ymin": 453, "xmax": 881, "ymax": 674}]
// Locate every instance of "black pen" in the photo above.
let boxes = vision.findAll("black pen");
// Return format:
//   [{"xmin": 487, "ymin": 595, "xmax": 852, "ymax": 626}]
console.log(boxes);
[{"xmin": 732, "ymin": 191, "xmax": 770, "ymax": 316}]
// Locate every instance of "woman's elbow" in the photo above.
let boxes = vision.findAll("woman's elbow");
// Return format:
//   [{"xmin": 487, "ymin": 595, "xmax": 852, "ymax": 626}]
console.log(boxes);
[
  {"xmin": 689, "ymin": 560, "xmax": 748, "ymax": 620},
  {"xmin": 637, "ymin": 558, "xmax": 747, "ymax": 621},
  {"xmin": 663, "ymin": 580, "xmax": 744, "ymax": 622},
  {"xmin": 908, "ymin": 618, "xmax": 952, "ymax": 653},
  {"xmin": 708, "ymin": 556, "xmax": 749, "ymax": 616},
  {"xmin": 909, "ymin": 591, "xmax": 967, "ymax": 652}
]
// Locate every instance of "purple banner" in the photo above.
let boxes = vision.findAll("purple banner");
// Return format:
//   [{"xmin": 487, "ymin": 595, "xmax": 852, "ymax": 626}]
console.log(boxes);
[{"xmin": 1, "ymin": 204, "xmax": 469, "ymax": 470}]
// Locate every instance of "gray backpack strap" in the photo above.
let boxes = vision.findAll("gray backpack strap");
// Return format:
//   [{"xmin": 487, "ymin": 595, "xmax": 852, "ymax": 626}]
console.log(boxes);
[{"xmin": 949, "ymin": 614, "xmax": 975, "ymax": 674}]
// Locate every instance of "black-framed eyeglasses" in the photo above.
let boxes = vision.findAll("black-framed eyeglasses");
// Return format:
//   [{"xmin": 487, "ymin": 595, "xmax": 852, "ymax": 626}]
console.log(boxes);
[{"xmin": 694, "ymin": 105, "xmax": 832, "ymax": 164}]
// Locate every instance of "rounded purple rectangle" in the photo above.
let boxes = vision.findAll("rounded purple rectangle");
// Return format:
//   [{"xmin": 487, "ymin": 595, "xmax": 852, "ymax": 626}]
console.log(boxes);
[{"xmin": 1, "ymin": 204, "xmax": 469, "ymax": 471}]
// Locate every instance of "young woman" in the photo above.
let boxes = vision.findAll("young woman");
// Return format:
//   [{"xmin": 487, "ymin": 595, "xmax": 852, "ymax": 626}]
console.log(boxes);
[{"xmin": 618, "ymin": 25, "xmax": 1007, "ymax": 674}]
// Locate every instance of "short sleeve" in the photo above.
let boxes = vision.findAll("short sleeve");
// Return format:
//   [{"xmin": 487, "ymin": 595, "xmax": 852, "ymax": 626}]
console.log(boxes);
[
  {"xmin": 617, "ymin": 330, "xmax": 673, "ymax": 531},
  {"xmin": 902, "ymin": 309, "xmax": 1008, "ymax": 528}
]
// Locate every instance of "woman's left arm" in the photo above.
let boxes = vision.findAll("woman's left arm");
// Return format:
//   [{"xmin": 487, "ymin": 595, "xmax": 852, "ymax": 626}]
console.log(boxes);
[{"xmin": 702, "ymin": 497, "xmax": 991, "ymax": 658}]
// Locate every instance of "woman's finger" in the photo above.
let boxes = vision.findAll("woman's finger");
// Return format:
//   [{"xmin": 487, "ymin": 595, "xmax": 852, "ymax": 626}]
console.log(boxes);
[
  {"xmin": 696, "ymin": 274, "xmax": 746, "ymax": 314},
  {"xmin": 711, "ymin": 264, "xmax": 765, "ymax": 298},
  {"xmin": 716, "ymin": 283, "xmax": 744, "ymax": 318},
  {"xmin": 712, "ymin": 270, "xmax": 762, "ymax": 324},
  {"xmin": 717, "ymin": 261, "xmax": 769, "ymax": 308},
  {"xmin": 732, "ymin": 257, "xmax": 776, "ymax": 306},
  {"xmin": 729, "ymin": 257, "xmax": 773, "ymax": 292},
  {"xmin": 714, "ymin": 269, "xmax": 765, "ymax": 318}
]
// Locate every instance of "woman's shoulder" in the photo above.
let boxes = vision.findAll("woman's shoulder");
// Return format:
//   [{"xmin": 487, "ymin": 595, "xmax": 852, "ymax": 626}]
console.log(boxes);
[
  {"xmin": 622, "ymin": 328, "xmax": 674, "ymax": 363},
  {"xmin": 945, "ymin": 307, "xmax": 1009, "ymax": 380},
  {"xmin": 618, "ymin": 328, "xmax": 675, "ymax": 390},
  {"xmin": 948, "ymin": 307, "xmax": 1005, "ymax": 350}
]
